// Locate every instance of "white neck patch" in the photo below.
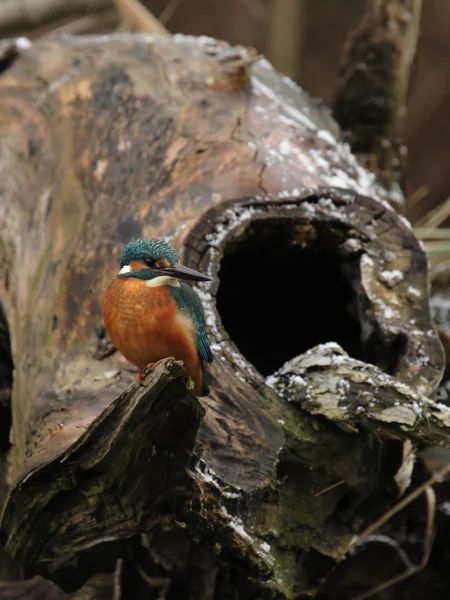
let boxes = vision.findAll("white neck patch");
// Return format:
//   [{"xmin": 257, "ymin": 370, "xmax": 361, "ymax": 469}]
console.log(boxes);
[
  {"xmin": 145, "ymin": 276, "xmax": 180, "ymax": 288},
  {"xmin": 118, "ymin": 266, "xmax": 180, "ymax": 288}
]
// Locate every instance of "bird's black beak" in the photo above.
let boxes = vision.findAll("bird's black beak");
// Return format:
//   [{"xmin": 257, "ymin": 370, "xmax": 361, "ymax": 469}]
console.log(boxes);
[{"xmin": 161, "ymin": 263, "xmax": 212, "ymax": 282}]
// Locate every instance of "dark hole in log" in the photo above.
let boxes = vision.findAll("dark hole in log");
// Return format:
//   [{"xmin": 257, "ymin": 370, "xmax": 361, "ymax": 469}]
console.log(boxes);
[
  {"xmin": 216, "ymin": 219, "xmax": 364, "ymax": 376},
  {"xmin": 0, "ymin": 304, "xmax": 12, "ymax": 452}
]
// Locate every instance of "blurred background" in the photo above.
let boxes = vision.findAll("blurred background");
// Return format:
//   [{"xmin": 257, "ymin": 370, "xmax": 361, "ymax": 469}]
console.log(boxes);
[{"xmin": 1, "ymin": 0, "xmax": 449, "ymax": 227}]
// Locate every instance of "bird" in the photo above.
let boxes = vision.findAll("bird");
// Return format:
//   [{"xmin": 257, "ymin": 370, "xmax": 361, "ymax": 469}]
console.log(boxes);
[{"xmin": 103, "ymin": 238, "xmax": 213, "ymax": 396}]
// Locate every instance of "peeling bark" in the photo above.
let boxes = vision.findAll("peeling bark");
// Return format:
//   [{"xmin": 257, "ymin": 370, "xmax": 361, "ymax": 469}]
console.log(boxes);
[{"xmin": 268, "ymin": 343, "xmax": 450, "ymax": 447}]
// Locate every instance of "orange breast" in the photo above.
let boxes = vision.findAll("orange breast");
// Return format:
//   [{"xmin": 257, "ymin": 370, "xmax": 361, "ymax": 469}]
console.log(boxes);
[{"xmin": 103, "ymin": 277, "xmax": 203, "ymax": 394}]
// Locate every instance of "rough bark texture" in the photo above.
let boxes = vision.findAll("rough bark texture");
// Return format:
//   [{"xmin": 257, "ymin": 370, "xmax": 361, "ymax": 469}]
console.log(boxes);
[
  {"xmin": 0, "ymin": 33, "xmax": 445, "ymax": 599},
  {"xmin": 333, "ymin": 0, "xmax": 422, "ymax": 206}
]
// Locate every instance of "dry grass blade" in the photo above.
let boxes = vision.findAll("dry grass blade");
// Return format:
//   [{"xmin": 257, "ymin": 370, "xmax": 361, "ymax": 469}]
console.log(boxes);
[
  {"xmin": 421, "ymin": 242, "xmax": 450, "ymax": 257},
  {"xmin": 415, "ymin": 228, "xmax": 450, "ymax": 240},
  {"xmin": 407, "ymin": 184, "xmax": 429, "ymax": 208},
  {"xmin": 113, "ymin": 0, "xmax": 170, "ymax": 35},
  {"xmin": 158, "ymin": 0, "xmax": 184, "ymax": 26},
  {"xmin": 418, "ymin": 196, "xmax": 450, "ymax": 229},
  {"xmin": 412, "ymin": 227, "xmax": 450, "ymax": 267}
]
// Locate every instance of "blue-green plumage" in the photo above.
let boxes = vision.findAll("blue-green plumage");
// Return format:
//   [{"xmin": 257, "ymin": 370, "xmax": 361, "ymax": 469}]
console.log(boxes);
[
  {"xmin": 117, "ymin": 239, "xmax": 213, "ymax": 395},
  {"xmin": 170, "ymin": 282, "xmax": 213, "ymax": 395},
  {"xmin": 170, "ymin": 283, "xmax": 212, "ymax": 362},
  {"xmin": 121, "ymin": 238, "xmax": 179, "ymax": 269}
]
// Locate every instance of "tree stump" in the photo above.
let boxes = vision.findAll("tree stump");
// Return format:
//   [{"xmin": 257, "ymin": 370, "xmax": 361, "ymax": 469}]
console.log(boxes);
[{"xmin": 0, "ymin": 34, "xmax": 446, "ymax": 598}]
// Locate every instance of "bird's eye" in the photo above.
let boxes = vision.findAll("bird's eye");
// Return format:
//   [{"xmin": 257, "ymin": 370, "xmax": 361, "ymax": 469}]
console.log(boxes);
[{"xmin": 145, "ymin": 257, "xmax": 156, "ymax": 268}]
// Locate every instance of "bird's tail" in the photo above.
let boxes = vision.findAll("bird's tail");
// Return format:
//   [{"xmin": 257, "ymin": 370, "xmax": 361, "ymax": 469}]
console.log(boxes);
[{"xmin": 201, "ymin": 361, "xmax": 211, "ymax": 396}]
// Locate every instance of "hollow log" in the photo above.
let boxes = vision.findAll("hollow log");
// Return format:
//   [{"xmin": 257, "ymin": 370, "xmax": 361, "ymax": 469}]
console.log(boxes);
[{"xmin": 0, "ymin": 34, "xmax": 446, "ymax": 598}]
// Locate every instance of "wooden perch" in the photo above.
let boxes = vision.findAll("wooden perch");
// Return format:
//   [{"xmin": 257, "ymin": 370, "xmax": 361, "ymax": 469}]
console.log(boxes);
[
  {"xmin": 1, "ymin": 359, "xmax": 204, "ymax": 586},
  {"xmin": 0, "ymin": 33, "xmax": 445, "ymax": 598}
]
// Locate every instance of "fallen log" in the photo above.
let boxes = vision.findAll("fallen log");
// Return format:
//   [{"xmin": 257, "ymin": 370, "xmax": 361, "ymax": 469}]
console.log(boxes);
[{"xmin": 0, "ymin": 33, "xmax": 445, "ymax": 598}]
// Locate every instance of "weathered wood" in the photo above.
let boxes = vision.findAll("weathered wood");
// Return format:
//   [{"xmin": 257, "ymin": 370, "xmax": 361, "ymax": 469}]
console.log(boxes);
[
  {"xmin": 0, "ymin": 576, "xmax": 68, "ymax": 599},
  {"xmin": 268, "ymin": 343, "xmax": 450, "ymax": 447},
  {"xmin": 333, "ymin": 0, "xmax": 423, "ymax": 206},
  {"xmin": 1, "ymin": 359, "xmax": 204, "ymax": 583},
  {"xmin": 0, "ymin": 33, "xmax": 445, "ymax": 598},
  {"xmin": 0, "ymin": 573, "xmax": 114, "ymax": 599}
]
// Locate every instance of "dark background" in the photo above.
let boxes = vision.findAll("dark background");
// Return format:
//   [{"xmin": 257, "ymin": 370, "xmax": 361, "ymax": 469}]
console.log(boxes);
[{"xmin": 143, "ymin": 0, "xmax": 449, "ymax": 225}]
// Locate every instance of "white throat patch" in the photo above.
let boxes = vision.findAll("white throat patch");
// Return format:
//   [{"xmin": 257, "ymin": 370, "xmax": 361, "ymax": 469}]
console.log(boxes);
[
  {"xmin": 118, "ymin": 265, "xmax": 180, "ymax": 288},
  {"xmin": 145, "ymin": 276, "xmax": 180, "ymax": 288}
]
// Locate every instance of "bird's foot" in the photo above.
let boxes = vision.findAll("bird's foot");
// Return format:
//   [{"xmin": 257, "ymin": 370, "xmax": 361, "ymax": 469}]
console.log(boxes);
[
  {"xmin": 185, "ymin": 377, "xmax": 195, "ymax": 392},
  {"xmin": 137, "ymin": 363, "xmax": 156, "ymax": 384}
]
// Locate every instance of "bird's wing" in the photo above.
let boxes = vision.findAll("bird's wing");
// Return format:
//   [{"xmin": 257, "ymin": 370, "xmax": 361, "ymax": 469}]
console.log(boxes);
[{"xmin": 170, "ymin": 283, "xmax": 213, "ymax": 364}]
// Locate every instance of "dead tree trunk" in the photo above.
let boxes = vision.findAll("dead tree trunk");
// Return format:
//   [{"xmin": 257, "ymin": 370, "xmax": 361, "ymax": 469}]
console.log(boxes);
[
  {"xmin": 333, "ymin": 0, "xmax": 423, "ymax": 207},
  {"xmin": 0, "ymin": 34, "xmax": 446, "ymax": 599}
]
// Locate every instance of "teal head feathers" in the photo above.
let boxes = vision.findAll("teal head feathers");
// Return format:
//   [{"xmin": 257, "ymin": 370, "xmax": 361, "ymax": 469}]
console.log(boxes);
[{"xmin": 119, "ymin": 238, "xmax": 211, "ymax": 282}]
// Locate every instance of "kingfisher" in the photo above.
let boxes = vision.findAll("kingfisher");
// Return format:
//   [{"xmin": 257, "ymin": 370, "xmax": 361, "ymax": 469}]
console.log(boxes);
[{"xmin": 103, "ymin": 238, "xmax": 213, "ymax": 396}]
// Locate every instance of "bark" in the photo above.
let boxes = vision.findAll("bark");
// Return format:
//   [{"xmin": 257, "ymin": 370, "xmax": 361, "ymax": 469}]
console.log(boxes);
[
  {"xmin": 268, "ymin": 343, "xmax": 450, "ymax": 448},
  {"xmin": 0, "ymin": 34, "xmax": 445, "ymax": 599},
  {"xmin": 0, "ymin": 574, "xmax": 114, "ymax": 599},
  {"xmin": 333, "ymin": 0, "xmax": 423, "ymax": 207}
]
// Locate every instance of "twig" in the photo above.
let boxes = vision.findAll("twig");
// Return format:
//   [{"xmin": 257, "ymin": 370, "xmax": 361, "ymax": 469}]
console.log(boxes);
[
  {"xmin": 113, "ymin": 558, "xmax": 123, "ymax": 600},
  {"xmin": 351, "ymin": 486, "xmax": 436, "ymax": 600},
  {"xmin": 158, "ymin": 0, "xmax": 183, "ymax": 26},
  {"xmin": 112, "ymin": 0, "xmax": 169, "ymax": 35},
  {"xmin": 314, "ymin": 479, "xmax": 346, "ymax": 497},
  {"xmin": 137, "ymin": 565, "xmax": 171, "ymax": 600},
  {"xmin": 349, "ymin": 464, "xmax": 448, "ymax": 550}
]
